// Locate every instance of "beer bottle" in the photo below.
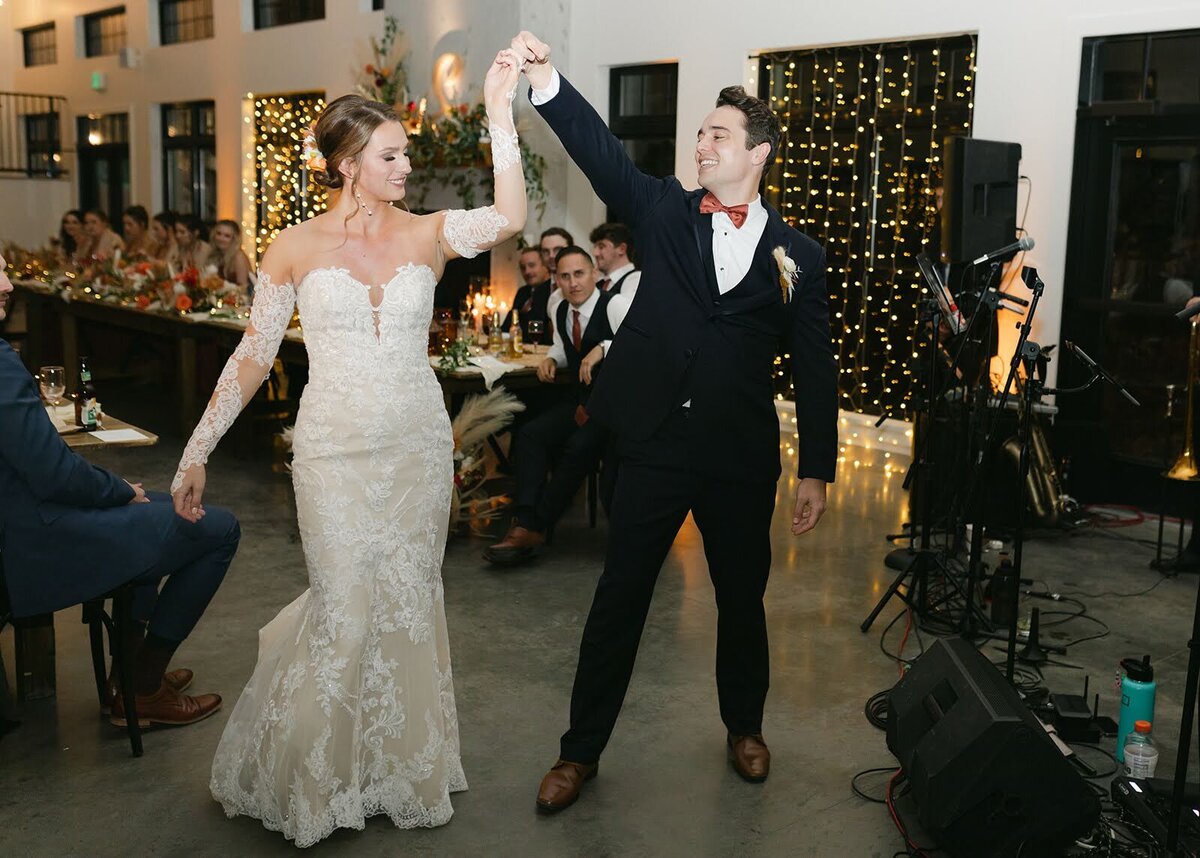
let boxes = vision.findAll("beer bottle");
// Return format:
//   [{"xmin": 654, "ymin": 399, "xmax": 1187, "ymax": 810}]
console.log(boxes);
[
  {"xmin": 510, "ymin": 309, "xmax": 524, "ymax": 356},
  {"xmin": 74, "ymin": 356, "xmax": 98, "ymax": 431}
]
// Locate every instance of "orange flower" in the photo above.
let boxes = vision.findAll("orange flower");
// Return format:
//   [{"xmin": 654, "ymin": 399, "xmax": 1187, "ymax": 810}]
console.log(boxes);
[
  {"xmin": 135, "ymin": 294, "xmax": 151, "ymax": 309},
  {"xmin": 379, "ymin": 67, "xmax": 391, "ymax": 78},
  {"xmin": 365, "ymin": 64, "xmax": 375, "ymax": 74},
  {"xmin": 175, "ymin": 293, "xmax": 193, "ymax": 312}
]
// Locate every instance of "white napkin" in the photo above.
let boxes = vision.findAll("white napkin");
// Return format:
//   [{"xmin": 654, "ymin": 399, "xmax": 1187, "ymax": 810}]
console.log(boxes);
[{"xmin": 467, "ymin": 355, "xmax": 520, "ymax": 391}]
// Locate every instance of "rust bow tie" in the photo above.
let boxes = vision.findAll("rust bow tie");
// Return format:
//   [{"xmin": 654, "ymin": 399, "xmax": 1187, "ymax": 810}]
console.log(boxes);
[{"xmin": 699, "ymin": 193, "xmax": 749, "ymax": 228}]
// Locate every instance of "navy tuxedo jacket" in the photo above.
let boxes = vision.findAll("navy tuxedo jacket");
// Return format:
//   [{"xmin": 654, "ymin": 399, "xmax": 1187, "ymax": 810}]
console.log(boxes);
[
  {"xmin": 0, "ymin": 339, "xmax": 162, "ymax": 616},
  {"xmin": 533, "ymin": 75, "xmax": 837, "ymax": 483}
]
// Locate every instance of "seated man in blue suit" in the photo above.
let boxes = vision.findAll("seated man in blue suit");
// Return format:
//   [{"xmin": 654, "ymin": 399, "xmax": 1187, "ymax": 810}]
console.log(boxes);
[{"xmin": 0, "ymin": 255, "xmax": 239, "ymax": 728}]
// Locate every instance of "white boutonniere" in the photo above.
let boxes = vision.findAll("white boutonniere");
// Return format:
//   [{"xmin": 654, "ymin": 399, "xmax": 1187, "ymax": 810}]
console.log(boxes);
[{"xmin": 772, "ymin": 246, "xmax": 799, "ymax": 303}]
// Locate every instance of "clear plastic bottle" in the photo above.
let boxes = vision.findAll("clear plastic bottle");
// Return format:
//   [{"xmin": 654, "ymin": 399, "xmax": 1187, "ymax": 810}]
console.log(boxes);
[{"xmin": 1123, "ymin": 719, "xmax": 1159, "ymax": 779}]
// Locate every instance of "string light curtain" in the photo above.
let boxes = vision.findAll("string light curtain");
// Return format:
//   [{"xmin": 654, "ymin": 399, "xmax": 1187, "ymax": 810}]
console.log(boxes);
[
  {"xmin": 253, "ymin": 92, "xmax": 327, "ymax": 258},
  {"xmin": 759, "ymin": 35, "xmax": 976, "ymax": 417}
]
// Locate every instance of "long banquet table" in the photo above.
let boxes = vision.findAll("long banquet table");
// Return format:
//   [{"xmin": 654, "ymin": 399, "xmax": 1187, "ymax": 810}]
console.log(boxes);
[{"xmin": 14, "ymin": 279, "xmax": 572, "ymax": 434}]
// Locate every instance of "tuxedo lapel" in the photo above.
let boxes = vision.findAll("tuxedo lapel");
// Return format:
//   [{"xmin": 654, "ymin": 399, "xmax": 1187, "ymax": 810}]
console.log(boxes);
[{"xmin": 689, "ymin": 194, "xmax": 720, "ymax": 305}]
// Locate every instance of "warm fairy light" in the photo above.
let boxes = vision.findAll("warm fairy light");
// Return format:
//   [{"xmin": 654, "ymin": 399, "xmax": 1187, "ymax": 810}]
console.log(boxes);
[
  {"xmin": 761, "ymin": 36, "xmax": 977, "ymax": 419},
  {"xmin": 251, "ymin": 93, "xmax": 328, "ymax": 259}
]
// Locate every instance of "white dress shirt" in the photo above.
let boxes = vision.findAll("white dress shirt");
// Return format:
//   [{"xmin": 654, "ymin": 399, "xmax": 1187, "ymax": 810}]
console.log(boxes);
[
  {"xmin": 600, "ymin": 262, "xmax": 640, "ymax": 302},
  {"xmin": 548, "ymin": 288, "xmax": 632, "ymax": 367}
]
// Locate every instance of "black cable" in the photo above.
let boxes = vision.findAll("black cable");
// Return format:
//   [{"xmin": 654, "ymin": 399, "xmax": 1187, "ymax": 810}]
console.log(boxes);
[
  {"xmin": 1068, "ymin": 741, "xmax": 1120, "ymax": 779},
  {"xmin": 851, "ymin": 766, "xmax": 897, "ymax": 804},
  {"xmin": 866, "ymin": 689, "xmax": 890, "ymax": 731},
  {"xmin": 1059, "ymin": 575, "xmax": 1171, "ymax": 600}
]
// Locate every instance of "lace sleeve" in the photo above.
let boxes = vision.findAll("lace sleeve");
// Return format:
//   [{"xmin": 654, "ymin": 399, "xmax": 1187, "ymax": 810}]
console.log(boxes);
[
  {"xmin": 442, "ymin": 207, "xmax": 511, "ymax": 259},
  {"xmin": 171, "ymin": 272, "xmax": 297, "ymax": 492}
]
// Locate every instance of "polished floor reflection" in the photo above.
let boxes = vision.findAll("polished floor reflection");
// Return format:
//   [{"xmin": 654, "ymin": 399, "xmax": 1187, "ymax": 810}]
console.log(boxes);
[{"xmin": 1, "ymin": 432, "xmax": 1195, "ymax": 856}]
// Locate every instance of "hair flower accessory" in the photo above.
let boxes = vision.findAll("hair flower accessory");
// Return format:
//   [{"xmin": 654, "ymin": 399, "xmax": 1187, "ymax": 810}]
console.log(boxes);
[
  {"xmin": 302, "ymin": 124, "xmax": 326, "ymax": 172},
  {"xmin": 773, "ymin": 246, "xmax": 799, "ymax": 303}
]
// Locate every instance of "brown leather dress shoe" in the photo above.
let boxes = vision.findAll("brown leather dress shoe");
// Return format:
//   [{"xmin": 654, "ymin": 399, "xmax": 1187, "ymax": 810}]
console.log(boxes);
[
  {"xmin": 728, "ymin": 733, "xmax": 770, "ymax": 783},
  {"xmin": 102, "ymin": 668, "xmax": 194, "ymax": 714},
  {"xmin": 484, "ymin": 524, "xmax": 546, "ymax": 566},
  {"xmin": 110, "ymin": 681, "xmax": 221, "ymax": 728},
  {"xmin": 536, "ymin": 759, "xmax": 598, "ymax": 813}
]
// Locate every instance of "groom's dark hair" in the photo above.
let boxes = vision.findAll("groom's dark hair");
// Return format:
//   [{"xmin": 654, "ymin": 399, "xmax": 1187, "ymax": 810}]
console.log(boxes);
[{"xmin": 715, "ymin": 86, "xmax": 781, "ymax": 168}]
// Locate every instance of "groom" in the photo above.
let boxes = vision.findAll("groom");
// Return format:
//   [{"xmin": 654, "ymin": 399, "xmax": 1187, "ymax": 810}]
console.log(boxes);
[{"xmin": 512, "ymin": 32, "xmax": 838, "ymax": 811}]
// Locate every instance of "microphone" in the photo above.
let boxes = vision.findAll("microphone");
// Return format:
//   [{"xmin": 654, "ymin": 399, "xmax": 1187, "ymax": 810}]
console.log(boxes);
[
  {"xmin": 1176, "ymin": 300, "xmax": 1200, "ymax": 321},
  {"xmin": 972, "ymin": 236, "xmax": 1035, "ymax": 267}
]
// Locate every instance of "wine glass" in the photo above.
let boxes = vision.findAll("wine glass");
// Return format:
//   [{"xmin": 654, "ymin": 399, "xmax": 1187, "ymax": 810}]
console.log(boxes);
[
  {"xmin": 38, "ymin": 365, "xmax": 65, "ymax": 407},
  {"xmin": 526, "ymin": 320, "xmax": 545, "ymax": 354}
]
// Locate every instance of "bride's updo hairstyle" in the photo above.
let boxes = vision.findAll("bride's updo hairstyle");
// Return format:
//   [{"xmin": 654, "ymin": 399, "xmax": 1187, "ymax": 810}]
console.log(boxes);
[{"xmin": 311, "ymin": 94, "xmax": 400, "ymax": 192}]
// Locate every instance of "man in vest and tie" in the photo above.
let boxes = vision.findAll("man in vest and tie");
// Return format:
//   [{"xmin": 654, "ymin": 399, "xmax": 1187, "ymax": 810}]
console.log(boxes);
[
  {"xmin": 589, "ymin": 222, "xmax": 641, "ymax": 298},
  {"xmin": 485, "ymin": 246, "xmax": 631, "ymax": 566}
]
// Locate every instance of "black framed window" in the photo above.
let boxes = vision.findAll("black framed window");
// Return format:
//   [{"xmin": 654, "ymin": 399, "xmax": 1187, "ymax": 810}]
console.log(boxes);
[
  {"xmin": 372, "ymin": 0, "xmax": 385, "ymax": 9},
  {"xmin": 162, "ymin": 101, "xmax": 216, "ymax": 222},
  {"xmin": 160, "ymin": 0, "xmax": 214, "ymax": 45},
  {"xmin": 22, "ymin": 23, "xmax": 57, "ymax": 67},
  {"xmin": 77, "ymin": 113, "xmax": 131, "ymax": 220},
  {"xmin": 84, "ymin": 7, "xmax": 127, "ymax": 58},
  {"xmin": 609, "ymin": 64, "xmax": 678, "ymax": 182},
  {"xmin": 254, "ymin": 0, "xmax": 324, "ymax": 29},
  {"xmin": 1080, "ymin": 28, "xmax": 1200, "ymax": 106},
  {"xmin": 25, "ymin": 113, "xmax": 63, "ymax": 176}
]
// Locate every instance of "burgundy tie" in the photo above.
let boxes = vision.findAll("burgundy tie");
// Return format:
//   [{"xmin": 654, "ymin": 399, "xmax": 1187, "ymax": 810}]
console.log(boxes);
[
  {"xmin": 598, "ymin": 277, "xmax": 611, "ymax": 292},
  {"xmin": 571, "ymin": 308, "xmax": 582, "ymax": 352}
]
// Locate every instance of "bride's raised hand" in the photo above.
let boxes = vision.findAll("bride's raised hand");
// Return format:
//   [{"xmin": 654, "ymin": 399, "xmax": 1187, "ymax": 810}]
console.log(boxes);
[{"xmin": 484, "ymin": 49, "xmax": 522, "ymax": 117}]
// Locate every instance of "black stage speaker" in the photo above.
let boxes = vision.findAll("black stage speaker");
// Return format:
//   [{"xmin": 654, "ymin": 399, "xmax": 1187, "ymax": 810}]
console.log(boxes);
[
  {"xmin": 941, "ymin": 137, "xmax": 1022, "ymax": 264},
  {"xmin": 886, "ymin": 637, "xmax": 1099, "ymax": 857}
]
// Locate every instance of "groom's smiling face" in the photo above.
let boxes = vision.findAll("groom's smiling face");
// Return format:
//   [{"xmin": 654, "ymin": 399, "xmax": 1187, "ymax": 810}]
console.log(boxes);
[{"xmin": 696, "ymin": 105, "xmax": 770, "ymax": 193}]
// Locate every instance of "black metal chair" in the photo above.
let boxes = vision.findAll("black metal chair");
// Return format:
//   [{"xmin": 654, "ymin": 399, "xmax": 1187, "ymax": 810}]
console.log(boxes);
[{"xmin": 82, "ymin": 586, "xmax": 143, "ymax": 757}]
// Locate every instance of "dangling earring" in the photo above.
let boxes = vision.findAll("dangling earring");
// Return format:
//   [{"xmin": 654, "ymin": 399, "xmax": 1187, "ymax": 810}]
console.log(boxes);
[{"xmin": 354, "ymin": 189, "xmax": 374, "ymax": 217}]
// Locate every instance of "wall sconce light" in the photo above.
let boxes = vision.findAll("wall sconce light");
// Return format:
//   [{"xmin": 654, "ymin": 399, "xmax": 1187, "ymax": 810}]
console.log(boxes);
[{"xmin": 433, "ymin": 52, "xmax": 465, "ymax": 114}]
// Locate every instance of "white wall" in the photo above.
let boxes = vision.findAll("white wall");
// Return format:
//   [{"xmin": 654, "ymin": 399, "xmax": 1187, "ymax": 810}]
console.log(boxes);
[
  {"xmin": 0, "ymin": 0, "xmax": 570, "ymax": 300},
  {"xmin": 552, "ymin": 0, "xmax": 1200, "ymax": 381}
]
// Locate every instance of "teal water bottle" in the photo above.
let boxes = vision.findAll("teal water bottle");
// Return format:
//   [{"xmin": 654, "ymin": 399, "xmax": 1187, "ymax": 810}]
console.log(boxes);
[{"xmin": 1116, "ymin": 656, "xmax": 1156, "ymax": 764}]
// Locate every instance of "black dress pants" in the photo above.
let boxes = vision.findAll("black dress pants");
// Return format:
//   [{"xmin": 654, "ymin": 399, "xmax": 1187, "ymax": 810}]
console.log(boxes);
[
  {"xmin": 513, "ymin": 399, "xmax": 608, "ymax": 532},
  {"xmin": 559, "ymin": 409, "xmax": 776, "ymax": 763}
]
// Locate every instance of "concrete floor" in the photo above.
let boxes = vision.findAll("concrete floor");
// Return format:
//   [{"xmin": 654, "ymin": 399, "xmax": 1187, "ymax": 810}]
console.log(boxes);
[{"xmin": 2, "ymin": 411, "xmax": 1197, "ymax": 857}]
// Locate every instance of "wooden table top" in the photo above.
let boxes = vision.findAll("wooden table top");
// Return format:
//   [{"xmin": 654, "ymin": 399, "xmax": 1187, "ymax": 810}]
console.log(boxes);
[{"xmin": 45, "ymin": 403, "xmax": 159, "ymax": 449}]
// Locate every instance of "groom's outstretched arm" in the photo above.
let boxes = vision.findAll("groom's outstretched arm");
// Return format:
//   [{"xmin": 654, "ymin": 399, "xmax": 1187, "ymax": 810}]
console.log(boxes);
[{"xmin": 514, "ymin": 34, "xmax": 669, "ymax": 227}]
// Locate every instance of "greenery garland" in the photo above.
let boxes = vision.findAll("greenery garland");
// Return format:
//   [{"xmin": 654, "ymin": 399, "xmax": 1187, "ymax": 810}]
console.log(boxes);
[{"xmin": 356, "ymin": 16, "xmax": 548, "ymax": 214}]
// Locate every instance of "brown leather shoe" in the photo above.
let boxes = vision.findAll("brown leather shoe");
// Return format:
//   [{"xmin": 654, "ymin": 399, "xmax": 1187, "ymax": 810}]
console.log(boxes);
[
  {"xmin": 484, "ymin": 524, "xmax": 545, "ymax": 566},
  {"xmin": 728, "ymin": 733, "xmax": 770, "ymax": 782},
  {"xmin": 110, "ymin": 681, "xmax": 221, "ymax": 728},
  {"xmin": 536, "ymin": 759, "xmax": 598, "ymax": 813},
  {"xmin": 102, "ymin": 668, "xmax": 194, "ymax": 714}
]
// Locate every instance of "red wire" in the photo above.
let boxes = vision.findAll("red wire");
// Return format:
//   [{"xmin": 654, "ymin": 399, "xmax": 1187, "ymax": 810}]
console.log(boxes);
[
  {"xmin": 897, "ymin": 608, "xmax": 913, "ymax": 678},
  {"xmin": 885, "ymin": 768, "xmax": 933, "ymax": 857},
  {"xmin": 1083, "ymin": 504, "xmax": 1146, "ymax": 528}
]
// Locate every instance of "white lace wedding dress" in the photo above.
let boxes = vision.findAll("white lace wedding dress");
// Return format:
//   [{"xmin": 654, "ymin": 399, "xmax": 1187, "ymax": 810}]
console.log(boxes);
[{"xmin": 171, "ymin": 205, "xmax": 512, "ymax": 847}]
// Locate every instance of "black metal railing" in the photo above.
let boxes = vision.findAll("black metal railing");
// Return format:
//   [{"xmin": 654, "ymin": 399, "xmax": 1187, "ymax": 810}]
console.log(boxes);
[{"xmin": 0, "ymin": 93, "xmax": 68, "ymax": 177}]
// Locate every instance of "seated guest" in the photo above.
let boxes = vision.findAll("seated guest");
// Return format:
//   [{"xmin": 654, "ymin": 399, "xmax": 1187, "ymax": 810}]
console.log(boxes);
[
  {"xmin": 121, "ymin": 206, "xmax": 154, "ymax": 258},
  {"xmin": 56, "ymin": 209, "xmax": 86, "ymax": 268},
  {"xmin": 81, "ymin": 209, "xmax": 125, "ymax": 261},
  {"xmin": 541, "ymin": 226, "xmax": 573, "ymax": 319},
  {"xmin": 589, "ymin": 222, "xmax": 640, "ymax": 297},
  {"xmin": 0, "ymin": 255, "xmax": 239, "ymax": 726},
  {"xmin": 485, "ymin": 247, "xmax": 630, "ymax": 566},
  {"xmin": 210, "ymin": 219, "xmax": 252, "ymax": 288},
  {"xmin": 149, "ymin": 211, "xmax": 180, "ymax": 264},
  {"xmin": 174, "ymin": 215, "xmax": 215, "ymax": 270},
  {"xmin": 503, "ymin": 246, "xmax": 553, "ymax": 345}
]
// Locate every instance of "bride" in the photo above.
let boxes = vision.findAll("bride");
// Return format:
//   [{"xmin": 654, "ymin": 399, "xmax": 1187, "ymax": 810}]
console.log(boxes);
[{"xmin": 170, "ymin": 50, "xmax": 526, "ymax": 847}]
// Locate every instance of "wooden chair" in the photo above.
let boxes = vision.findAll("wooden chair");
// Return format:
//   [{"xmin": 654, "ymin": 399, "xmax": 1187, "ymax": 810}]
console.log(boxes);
[{"xmin": 0, "ymin": 560, "xmax": 143, "ymax": 756}]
